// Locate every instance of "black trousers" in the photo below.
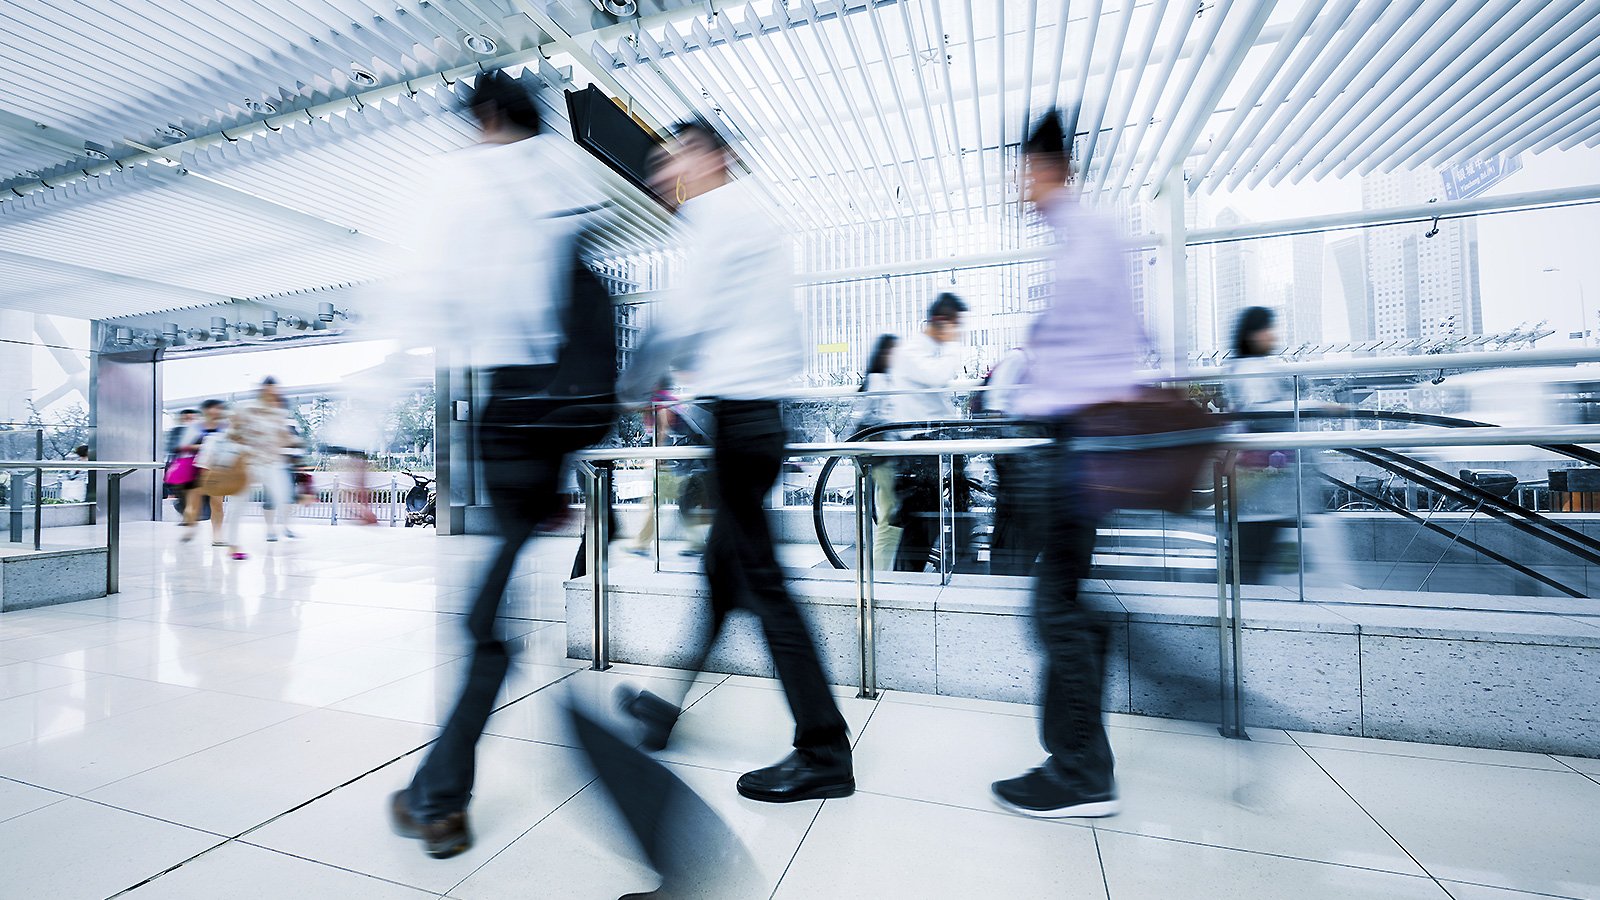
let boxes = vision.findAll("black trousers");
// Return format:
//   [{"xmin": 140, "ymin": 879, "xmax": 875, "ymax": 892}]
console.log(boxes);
[
  {"xmin": 408, "ymin": 366, "xmax": 597, "ymax": 819},
  {"xmin": 1029, "ymin": 422, "xmax": 1115, "ymax": 793},
  {"xmin": 682, "ymin": 400, "xmax": 849, "ymax": 757}
]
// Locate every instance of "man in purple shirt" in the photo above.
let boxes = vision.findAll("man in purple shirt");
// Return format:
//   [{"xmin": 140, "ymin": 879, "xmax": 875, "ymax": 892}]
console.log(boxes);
[{"xmin": 991, "ymin": 110, "xmax": 1145, "ymax": 819}]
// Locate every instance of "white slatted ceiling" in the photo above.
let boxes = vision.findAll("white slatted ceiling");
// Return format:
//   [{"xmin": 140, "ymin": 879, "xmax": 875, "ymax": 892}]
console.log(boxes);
[
  {"xmin": 586, "ymin": 0, "xmax": 1600, "ymax": 231},
  {"xmin": 0, "ymin": 0, "xmax": 539, "ymax": 185}
]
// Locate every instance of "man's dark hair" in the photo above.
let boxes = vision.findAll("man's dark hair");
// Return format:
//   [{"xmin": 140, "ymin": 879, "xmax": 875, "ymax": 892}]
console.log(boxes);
[
  {"xmin": 180, "ymin": 408, "xmax": 198, "ymax": 416},
  {"xmin": 671, "ymin": 118, "xmax": 727, "ymax": 153},
  {"xmin": 72, "ymin": 444, "xmax": 88, "ymax": 458},
  {"xmin": 201, "ymin": 398, "xmax": 225, "ymax": 411},
  {"xmin": 1025, "ymin": 108, "xmax": 1072, "ymax": 163},
  {"xmin": 464, "ymin": 70, "xmax": 543, "ymax": 134},
  {"xmin": 927, "ymin": 292, "xmax": 968, "ymax": 322}
]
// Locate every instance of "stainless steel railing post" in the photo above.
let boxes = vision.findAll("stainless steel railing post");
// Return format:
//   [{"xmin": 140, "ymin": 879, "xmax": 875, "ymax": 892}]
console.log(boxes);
[
  {"xmin": 938, "ymin": 452, "xmax": 953, "ymax": 585},
  {"xmin": 1214, "ymin": 455, "xmax": 1249, "ymax": 740},
  {"xmin": 33, "ymin": 431, "xmax": 43, "ymax": 551},
  {"xmin": 8, "ymin": 471, "xmax": 23, "ymax": 543},
  {"xmin": 587, "ymin": 462, "xmax": 613, "ymax": 671},
  {"xmin": 106, "ymin": 471, "xmax": 124, "ymax": 595},
  {"xmin": 854, "ymin": 456, "xmax": 878, "ymax": 699}
]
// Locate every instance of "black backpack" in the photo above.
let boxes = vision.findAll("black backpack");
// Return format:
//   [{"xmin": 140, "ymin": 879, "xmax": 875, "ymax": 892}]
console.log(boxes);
[{"xmin": 519, "ymin": 233, "xmax": 619, "ymax": 450}]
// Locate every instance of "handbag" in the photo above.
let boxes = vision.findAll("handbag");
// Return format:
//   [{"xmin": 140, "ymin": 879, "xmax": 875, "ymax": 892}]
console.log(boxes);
[
  {"xmin": 164, "ymin": 456, "xmax": 197, "ymax": 486},
  {"xmin": 1072, "ymin": 387, "xmax": 1226, "ymax": 515}
]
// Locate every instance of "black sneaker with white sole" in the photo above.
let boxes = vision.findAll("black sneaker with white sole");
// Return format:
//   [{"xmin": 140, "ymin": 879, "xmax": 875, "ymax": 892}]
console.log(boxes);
[{"xmin": 991, "ymin": 766, "xmax": 1120, "ymax": 819}]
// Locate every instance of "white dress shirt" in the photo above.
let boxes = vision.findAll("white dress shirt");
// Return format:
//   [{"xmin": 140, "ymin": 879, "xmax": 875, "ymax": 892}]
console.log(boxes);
[
  {"xmin": 889, "ymin": 332, "xmax": 964, "ymax": 423},
  {"xmin": 395, "ymin": 135, "xmax": 602, "ymax": 368},
  {"xmin": 642, "ymin": 179, "xmax": 802, "ymax": 400}
]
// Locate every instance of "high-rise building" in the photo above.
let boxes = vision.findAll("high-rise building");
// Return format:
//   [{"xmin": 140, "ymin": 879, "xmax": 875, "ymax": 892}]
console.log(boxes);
[
  {"xmin": 1210, "ymin": 207, "xmax": 1261, "ymax": 346},
  {"xmin": 1361, "ymin": 169, "xmax": 1483, "ymax": 341},
  {"xmin": 1327, "ymin": 235, "xmax": 1370, "ymax": 342},
  {"xmin": 1288, "ymin": 232, "xmax": 1326, "ymax": 349}
]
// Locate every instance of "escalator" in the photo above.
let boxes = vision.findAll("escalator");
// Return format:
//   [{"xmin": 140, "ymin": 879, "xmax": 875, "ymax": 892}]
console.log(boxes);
[{"xmin": 808, "ymin": 410, "xmax": 1600, "ymax": 598}]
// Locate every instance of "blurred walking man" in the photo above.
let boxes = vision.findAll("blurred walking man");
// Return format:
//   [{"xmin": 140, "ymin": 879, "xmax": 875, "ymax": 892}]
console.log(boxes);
[
  {"xmin": 387, "ymin": 70, "xmax": 612, "ymax": 859},
  {"xmin": 990, "ymin": 110, "xmax": 1144, "ymax": 818},
  {"xmin": 618, "ymin": 121, "xmax": 855, "ymax": 804}
]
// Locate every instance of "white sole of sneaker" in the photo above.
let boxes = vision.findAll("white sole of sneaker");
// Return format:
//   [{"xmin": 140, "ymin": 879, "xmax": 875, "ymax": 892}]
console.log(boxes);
[{"xmin": 992, "ymin": 793, "xmax": 1121, "ymax": 819}]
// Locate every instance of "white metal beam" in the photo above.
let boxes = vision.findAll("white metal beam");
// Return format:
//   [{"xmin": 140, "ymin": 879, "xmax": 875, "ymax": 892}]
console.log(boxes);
[
  {"xmin": 1089, "ymin": 0, "xmax": 1167, "ymax": 197},
  {"xmin": 1105, "ymin": 1, "xmax": 1193, "ymax": 207},
  {"xmin": 1323, "ymin": 0, "xmax": 1548, "ymax": 181},
  {"xmin": 1131, "ymin": 0, "xmax": 1238, "ymax": 199},
  {"xmin": 1148, "ymin": 0, "xmax": 1272, "ymax": 198}
]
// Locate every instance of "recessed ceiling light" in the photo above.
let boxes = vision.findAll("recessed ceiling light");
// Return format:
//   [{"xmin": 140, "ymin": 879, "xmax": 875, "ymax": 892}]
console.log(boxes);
[
  {"xmin": 349, "ymin": 65, "xmax": 378, "ymax": 87},
  {"xmin": 155, "ymin": 124, "xmax": 187, "ymax": 141},
  {"xmin": 463, "ymin": 33, "xmax": 497, "ymax": 55},
  {"xmin": 244, "ymin": 98, "xmax": 277, "ymax": 114},
  {"xmin": 83, "ymin": 146, "xmax": 110, "ymax": 160}
]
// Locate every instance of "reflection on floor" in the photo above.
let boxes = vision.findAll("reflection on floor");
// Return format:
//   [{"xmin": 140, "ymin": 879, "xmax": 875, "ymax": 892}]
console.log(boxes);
[{"xmin": 0, "ymin": 522, "xmax": 1596, "ymax": 899}]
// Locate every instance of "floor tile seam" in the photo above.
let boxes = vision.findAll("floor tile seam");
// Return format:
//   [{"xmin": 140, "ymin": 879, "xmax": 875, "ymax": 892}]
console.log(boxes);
[
  {"xmin": 0, "ymin": 679, "xmax": 205, "ymax": 749},
  {"xmin": 765, "ymin": 795, "xmax": 828, "ymax": 900},
  {"xmin": 104, "ymin": 833, "xmax": 236, "ymax": 899},
  {"xmin": 173, "ymin": 838, "xmax": 452, "ymax": 898},
  {"xmin": 1089, "ymin": 826, "xmax": 1113, "ymax": 900},
  {"xmin": 848, "ymin": 786, "xmax": 1096, "ymax": 829},
  {"xmin": 227, "ymin": 740, "xmax": 439, "ymax": 850},
  {"xmin": 445, "ymin": 774, "xmax": 603, "ymax": 896},
  {"xmin": 875, "ymin": 693, "xmax": 1036, "ymax": 719},
  {"xmin": 0, "ymin": 774, "xmax": 73, "ymax": 825},
  {"xmin": 48, "ymin": 701, "xmax": 329, "ymax": 800},
  {"xmin": 55, "ymin": 792, "xmax": 237, "ymax": 840},
  {"xmin": 1295, "ymin": 740, "xmax": 1596, "ymax": 775},
  {"xmin": 1088, "ymin": 822, "xmax": 1443, "ymax": 882},
  {"xmin": 1436, "ymin": 877, "xmax": 1587, "ymax": 900},
  {"xmin": 849, "ymin": 696, "xmax": 883, "ymax": 750},
  {"xmin": 1285, "ymin": 732, "xmax": 1445, "ymax": 885}
]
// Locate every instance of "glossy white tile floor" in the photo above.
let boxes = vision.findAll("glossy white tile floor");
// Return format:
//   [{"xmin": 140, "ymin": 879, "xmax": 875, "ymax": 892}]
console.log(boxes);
[{"xmin": 2, "ymin": 522, "xmax": 1599, "ymax": 899}]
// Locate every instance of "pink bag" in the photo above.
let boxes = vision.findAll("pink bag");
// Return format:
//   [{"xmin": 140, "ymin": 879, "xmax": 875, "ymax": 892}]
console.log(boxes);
[{"xmin": 164, "ymin": 456, "xmax": 197, "ymax": 486}]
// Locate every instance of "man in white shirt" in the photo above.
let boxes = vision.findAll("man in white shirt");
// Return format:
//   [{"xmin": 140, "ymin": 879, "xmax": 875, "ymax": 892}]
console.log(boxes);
[
  {"xmin": 389, "ymin": 71, "xmax": 612, "ymax": 861},
  {"xmin": 882, "ymin": 293, "xmax": 967, "ymax": 570},
  {"xmin": 617, "ymin": 121, "xmax": 854, "ymax": 806}
]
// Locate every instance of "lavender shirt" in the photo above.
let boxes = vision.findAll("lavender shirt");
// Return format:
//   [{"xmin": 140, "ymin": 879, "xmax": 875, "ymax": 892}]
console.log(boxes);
[{"xmin": 1013, "ymin": 195, "xmax": 1148, "ymax": 418}]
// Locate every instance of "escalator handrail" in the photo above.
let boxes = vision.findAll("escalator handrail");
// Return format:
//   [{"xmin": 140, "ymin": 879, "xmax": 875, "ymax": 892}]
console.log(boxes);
[{"xmin": 810, "ymin": 409, "xmax": 1600, "ymax": 575}]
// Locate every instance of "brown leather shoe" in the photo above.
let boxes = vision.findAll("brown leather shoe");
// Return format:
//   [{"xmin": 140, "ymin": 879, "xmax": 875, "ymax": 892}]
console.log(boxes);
[{"xmin": 388, "ymin": 790, "xmax": 473, "ymax": 860}]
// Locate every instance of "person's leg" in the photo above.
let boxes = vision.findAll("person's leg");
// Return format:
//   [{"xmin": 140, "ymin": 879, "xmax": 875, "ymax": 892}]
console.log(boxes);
[
  {"xmin": 994, "ymin": 434, "xmax": 1117, "ymax": 817},
  {"xmin": 712, "ymin": 402, "xmax": 852, "ymax": 801},
  {"xmin": 398, "ymin": 446, "xmax": 560, "ymax": 860},
  {"xmin": 871, "ymin": 461, "xmax": 902, "ymax": 564}
]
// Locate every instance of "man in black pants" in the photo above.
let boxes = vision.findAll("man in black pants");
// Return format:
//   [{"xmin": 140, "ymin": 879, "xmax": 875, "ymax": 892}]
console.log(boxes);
[
  {"xmin": 617, "ymin": 121, "xmax": 854, "ymax": 804},
  {"xmin": 989, "ymin": 111, "xmax": 1145, "ymax": 819},
  {"xmin": 386, "ymin": 71, "xmax": 612, "ymax": 859}
]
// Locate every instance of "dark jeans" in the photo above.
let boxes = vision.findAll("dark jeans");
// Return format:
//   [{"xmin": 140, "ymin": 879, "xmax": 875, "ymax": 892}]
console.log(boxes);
[
  {"xmin": 1030, "ymin": 422, "xmax": 1115, "ymax": 794},
  {"xmin": 1237, "ymin": 520, "xmax": 1293, "ymax": 584},
  {"xmin": 408, "ymin": 366, "xmax": 599, "ymax": 819},
  {"xmin": 681, "ymin": 400, "xmax": 849, "ymax": 758}
]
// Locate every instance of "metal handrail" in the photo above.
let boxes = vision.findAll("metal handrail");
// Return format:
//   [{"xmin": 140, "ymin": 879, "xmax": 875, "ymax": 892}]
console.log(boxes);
[
  {"xmin": 574, "ymin": 423, "xmax": 1600, "ymax": 731},
  {"xmin": 576, "ymin": 424, "xmax": 1600, "ymax": 463},
  {"xmin": 0, "ymin": 460, "xmax": 163, "ymax": 597},
  {"xmin": 763, "ymin": 346, "xmax": 1600, "ymax": 401}
]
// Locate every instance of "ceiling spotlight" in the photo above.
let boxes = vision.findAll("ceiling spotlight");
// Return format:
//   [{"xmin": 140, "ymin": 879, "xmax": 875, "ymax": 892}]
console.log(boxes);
[
  {"xmin": 589, "ymin": 0, "xmax": 638, "ymax": 15},
  {"xmin": 349, "ymin": 65, "xmax": 379, "ymax": 87},
  {"xmin": 261, "ymin": 312, "xmax": 279, "ymax": 337},
  {"xmin": 83, "ymin": 145, "xmax": 110, "ymax": 160},
  {"xmin": 112, "ymin": 327, "xmax": 134, "ymax": 347},
  {"xmin": 210, "ymin": 317, "xmax": 230, "ymax": 342},
  {"xmin": 155, "ymin": 124, "xmax": 188, "ymax": 141},
  {"xmin": 462, "ymin": 33, "xmax": 497, "ymax": 55},
  {"xmin": 243, "ymin": 98, "xmax": 277, "ymax": 114}
]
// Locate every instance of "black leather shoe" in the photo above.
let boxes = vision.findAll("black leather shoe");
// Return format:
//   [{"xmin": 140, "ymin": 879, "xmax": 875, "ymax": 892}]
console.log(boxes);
[
  {"xmin": 617, "ymin": 687, "xmax": 681, "ymax": 752},
  {"xmin": 388, "ymin": 789, "xmax": 473, "ymax": 859},
  {"xmin": 736, "ymin": 750, "xmax": 855, "ymax": 803}
]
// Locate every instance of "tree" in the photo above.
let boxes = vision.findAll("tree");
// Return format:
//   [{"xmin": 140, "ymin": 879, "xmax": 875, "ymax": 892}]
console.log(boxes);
[
  {"xmin": 26, "ymin": 400, "xmax": 90, "ymax": 459},
  {"xmin": 385, "ymin": 386, "xmax": 435, "ymax": 456}
]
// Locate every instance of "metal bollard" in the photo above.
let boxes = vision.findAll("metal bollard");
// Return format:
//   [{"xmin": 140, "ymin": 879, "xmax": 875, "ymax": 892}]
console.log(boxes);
[
  {"xmin": 7, "ymin": 472, "xmax": 23, "ymax": 543},
  {"xmin": 587, "ymin": 462, "xmax": 613, "ymax": 671},
  {"xmin": 330, "ymin": 481, "xmax": 339, "ymax": 525},
  {"xmin": 854, "ymin": 457, "xmax": 878, "ymax": 699},
  {"xmin": 1214, "ymin": 457, "xmax": 1248, "ymax": 740},
  {"xmin": 390, "ymin": 475, "xmax": 398, "ymax": 527}
]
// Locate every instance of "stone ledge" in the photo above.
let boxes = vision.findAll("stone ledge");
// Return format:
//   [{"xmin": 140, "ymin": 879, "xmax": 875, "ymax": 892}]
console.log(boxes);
[
  {"xmin": 566, "ymin": 567, "xmax": 1600, "ymax": 756},
  {"xmin": 0, "ymin": 545, "xmax": 108, "ymax": 612}
]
